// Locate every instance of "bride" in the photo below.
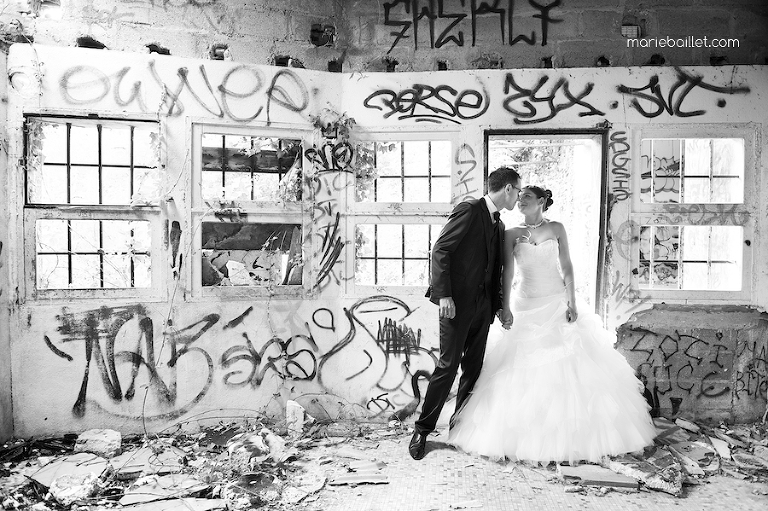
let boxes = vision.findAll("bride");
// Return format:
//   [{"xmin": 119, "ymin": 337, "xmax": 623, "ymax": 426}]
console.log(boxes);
[{"xmin": 448, "ymin": 185, "xmax": 657, "ymax": 464}]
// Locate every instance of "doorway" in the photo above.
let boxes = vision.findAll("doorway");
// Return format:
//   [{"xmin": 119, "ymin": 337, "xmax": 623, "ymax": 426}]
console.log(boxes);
[{"xmin": 486, "ymin": 130, "xmax": 607, "ymax": 313}]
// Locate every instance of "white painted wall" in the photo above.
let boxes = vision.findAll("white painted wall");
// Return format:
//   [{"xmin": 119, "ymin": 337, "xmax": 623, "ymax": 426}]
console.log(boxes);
[
  {"xmin": 3, "ymin": 43, "xmax": 767, "ymax": 436},
  {"xmin": 0, "ymin": 49, "xmax": 12, "ymax": 441}
]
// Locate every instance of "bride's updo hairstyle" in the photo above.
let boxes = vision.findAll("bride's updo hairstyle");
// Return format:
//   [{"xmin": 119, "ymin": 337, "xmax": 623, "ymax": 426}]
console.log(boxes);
[{"xmin": 524, "ymin": 186, "xmax": 554, "ymax": 211}]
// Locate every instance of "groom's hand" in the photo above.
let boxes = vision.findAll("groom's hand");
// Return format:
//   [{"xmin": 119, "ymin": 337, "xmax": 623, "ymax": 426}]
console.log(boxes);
[
  {"xmin": 439, "ymin": 297, "xmax": 456, "ymax": 319},
  {"xmin": 499, "ymin": 309, "xmax": 513, "ymax": 329}
]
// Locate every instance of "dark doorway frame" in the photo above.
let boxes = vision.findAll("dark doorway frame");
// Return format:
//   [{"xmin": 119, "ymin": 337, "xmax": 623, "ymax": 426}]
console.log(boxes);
[{"xmin": 483, "ymin": 128, "xmax": 610, "ymax": 317}]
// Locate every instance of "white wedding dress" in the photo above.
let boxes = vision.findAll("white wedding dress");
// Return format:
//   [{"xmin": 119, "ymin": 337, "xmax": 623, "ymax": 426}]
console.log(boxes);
[{"xmin": 448, "ymin": 238, "xmax": 657, "ymax": 464}]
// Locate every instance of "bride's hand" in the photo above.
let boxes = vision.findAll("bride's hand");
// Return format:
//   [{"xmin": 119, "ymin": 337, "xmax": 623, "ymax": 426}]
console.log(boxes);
[{"xmin": 566, "ymin": 304, "xmax": 578, "ymax": 323}]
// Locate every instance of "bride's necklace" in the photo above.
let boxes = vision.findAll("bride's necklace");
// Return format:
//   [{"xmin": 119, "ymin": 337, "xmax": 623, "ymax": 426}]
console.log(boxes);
[{"xmin": 524, "ymin": 218, "xmax": 545, "ymax": 229}]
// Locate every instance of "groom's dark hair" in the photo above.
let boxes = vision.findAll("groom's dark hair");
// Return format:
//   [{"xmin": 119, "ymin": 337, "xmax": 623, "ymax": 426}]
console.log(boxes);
[{"xmin": 487, "ymin": 166, "xmax": 521, "ymax": 193}]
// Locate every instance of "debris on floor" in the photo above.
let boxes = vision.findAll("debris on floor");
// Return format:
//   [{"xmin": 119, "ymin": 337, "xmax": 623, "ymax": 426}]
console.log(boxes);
[
  {"xmin": 602, "ymin": 445, "xmax": 684, "ymax": 496},
  {"xmin": 73, "ymin": 429, "xmax": 122, "ymax": 458},
  {"xmin": 449, "ymin": 499, "xmax": 483, "ymax": 508},
  {"xmin": 30, "ymin": 452, "xmax": 109, "ymax": 489},
  {"xmin": 109, "ymin": 445, "xmax": 187, "ymax": 479},
  {"xmin": 0, "ymin": 414, "xmax": 765, "ymax": 509},
  {"xmin": 557, "ymin": 464, "xmax": 639, "ymax": 489},
  {"xmin": 600, "ymin": 417, "xmax": 768, "ymax": 497},
  {"xmin": 329, "ymin": 458, "xmax": 389, "ymax": 486},
  {"xmin": 119, "ymin": 474, "xmax": 209, "ymax": 505}
]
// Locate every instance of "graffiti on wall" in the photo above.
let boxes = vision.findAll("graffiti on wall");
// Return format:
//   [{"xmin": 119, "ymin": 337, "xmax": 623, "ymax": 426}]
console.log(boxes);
[
  {"xmin": 309, "ymin": 167, "xmax": 347, "ymax": 290},
  {"xmin": 641, "ymin": 206, "xmax": 750, "ymax": 227},
  {"xmin": 735, "ymin": 335, "xmax": 768, "ymax": 403},
  {"xmin": 363, "ymin": 83, "xmax": 490, "ymax": 124},
  {"xmin": 47, "ymin": 305, "xmax": 220, "ymax": 420},
  {"xmin": 605, "ymin": 269, "xmax": 652, "ymax": 322},
  {"xmin": 42, "ymin": 295, "xmax": 437, "ymax": 421},
  {"xmin": 305, "ymin": 141, "xmax": 354, "ymax": 173},
  {"xmin": 455, "ymin": 143, "xmax": 481, "ymax": 201},
  {"xmin": 318, "ymin": 296, "xmax": 436, "ymax": 394},
  {"xmin": 59, "ymin": 64, "xmax": 309, "ymax": 123},
  {"xmin": 612, "ymin": 200, "xmax": 751, "ymax": 268},
  {"xmin": 609, "ymin": 131, "xmax": 630, "ymax": 203},
  {"xmin": 381, "ymin": 0, "xmax": 563, "ymax": 53},
  {"xmin": 221, "ymin": 324, "xmax": 319, "ymax": 387},
  {"xmin": 618, "ymin": 327, "xmax": 736, "ymax": 414},
  {"xmin": 617, "ymin": 67, "xmax": 750, "ymax": 118},
  {"xmin": 502, "ymin": 73, "xmax": 605, "ymax": 124}
]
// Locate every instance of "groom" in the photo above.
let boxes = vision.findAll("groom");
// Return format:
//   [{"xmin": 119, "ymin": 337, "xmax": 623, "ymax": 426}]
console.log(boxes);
[{"xmin": 409, "ymin": 167, "xmax": 521, "ymax": 460}]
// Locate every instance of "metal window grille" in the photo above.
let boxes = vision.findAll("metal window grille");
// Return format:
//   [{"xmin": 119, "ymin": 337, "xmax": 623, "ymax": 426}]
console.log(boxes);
[
  {"xmin": 365, "ymin": 141, "xmax": 451, "ymax": 203},
  {"xmin": 26, "ymin": 121, "xmax": 157, "ymax": 206},
  {"xmin": 356, "ymin": 224, "xmax": 442, "ymax": 286},
  {"xmin": 25, "ymin": 118, "xmax": 158, "ymax": 291},
  {"xmin": 36, "ymin": 219, "xmax": 150, "ymax": 289}
]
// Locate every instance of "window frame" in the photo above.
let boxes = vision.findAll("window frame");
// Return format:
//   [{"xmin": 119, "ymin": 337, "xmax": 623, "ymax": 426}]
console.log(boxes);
[
  {"xmin": 22, "ymin": 115, "xmax": 165, "ymax": 301},
  {"xmin": 629, "ymin": 124, "xmax": 757, "ymax": 303},
  {"xmin": 189, "ymin": 122, "xmax": 314, "ymax": 300},
  {"xmin": 345, "ymin": 129, "xmax": 458, "ymax": 296}
]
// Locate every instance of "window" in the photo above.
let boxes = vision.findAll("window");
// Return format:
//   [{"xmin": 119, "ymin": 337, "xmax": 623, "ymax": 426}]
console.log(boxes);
[
  {"xmin": 630, "ymin": 127, "xmax": 755, "ymax": 302},
  {"xmin": 355, "ymin": 140, "xmax": 451, "ymax": 203},
  {"xmin": 36, "ymin": 219, "xmax": 151, "ymax": 290},
  {"xmin": 639, "ymin": 138, "xmax": 744, "ymax": 204},
  {"xmin": 356, "ymin": 223, "xmax": 443, "ymax": 286},
  {"xmin": 348, "ymin": 132, "xmax": 456, "ymax": 294},
  {"xmin": 191, "ymin": 125, "xmax": 310, "ymax": 298},
  {"xmin": 638, "ymin": 225, "xmax": 742, "ymax": 291},
  {"xmin": 23, "ymin": 117, "xmax": 162, "ymax": 299},
  {"xmin": 201, "ymin": 133, "xmax": 302, "ymax": 202},
  {"xmin": 201, "ymin": 221, "xmax": 303, "ymax": 288}
]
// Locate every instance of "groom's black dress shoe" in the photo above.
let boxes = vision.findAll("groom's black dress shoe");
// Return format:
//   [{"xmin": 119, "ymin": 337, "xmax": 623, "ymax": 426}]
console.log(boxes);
[{"xmin": 409, "ymin": 432, "xmax": 428, "ymax": 460}]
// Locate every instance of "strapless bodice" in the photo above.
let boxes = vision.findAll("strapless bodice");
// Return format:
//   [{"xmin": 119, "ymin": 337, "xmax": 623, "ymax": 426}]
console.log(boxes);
[{"xmin": 514, "ymin": 238, "xmax": 565, "ymax": 298}]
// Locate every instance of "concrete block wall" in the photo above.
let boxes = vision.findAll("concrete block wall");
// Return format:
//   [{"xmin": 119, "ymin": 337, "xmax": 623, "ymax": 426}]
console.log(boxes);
[
  {"xmin": 342, "ymin": 0, "xmax": 768, "ymax": 70},
  {"xmin": 616, "ymin": 307, "xmax": 768, "ymax": 422},
  {"xmin": 0, "ymin": 1, "xmax": 766, "ymax": 71}
]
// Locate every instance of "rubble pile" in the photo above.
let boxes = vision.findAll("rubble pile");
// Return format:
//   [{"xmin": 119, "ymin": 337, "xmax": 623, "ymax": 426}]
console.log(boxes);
[
  {"xmin": 0, "ymin": 409, "xmax": 765, "ymax": 509},
  {"xmin": 574, "ymin": 417, "xmax": 768, "ymax": 496}
]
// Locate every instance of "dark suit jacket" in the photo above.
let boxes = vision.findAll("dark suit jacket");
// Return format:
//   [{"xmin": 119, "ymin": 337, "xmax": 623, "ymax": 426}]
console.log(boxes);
[{"xmin": 426, "ymin": 198, "xmax": 504, "ymax": 314}]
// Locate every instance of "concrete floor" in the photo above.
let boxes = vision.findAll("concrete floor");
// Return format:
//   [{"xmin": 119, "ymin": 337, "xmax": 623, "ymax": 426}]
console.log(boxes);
[{"xmin": 303, "ymin": 429, "xmax": 768, "ymax": 511}]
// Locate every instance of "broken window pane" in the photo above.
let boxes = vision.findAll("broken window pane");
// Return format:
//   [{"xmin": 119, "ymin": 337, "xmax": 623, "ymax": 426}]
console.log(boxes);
[
  {"xmin": 200, "ymin": 134, "xmax": 302, "ymax": 202},
  {"xmin": 35, "ymin": 219, "xmax": 151, "ymax": 290},
  {"xmin": 355, "ymin": 223, "xmax": 442, "ymax": 286},
  {"xmin": 26, "ymin": 119, "xmax": 160, "ymax": 206},
  {"xmin": 640, "ymin": 138, "xmax": 744, "ymax": 204},
  {"xmin": 355, "ymin": 140, "xmax": 451, "ymax": 203},
  {"xmin": 201, "ymin": 222, "xmax": 303, "ymax": 287},
  {"xmin": 639, "ymin": 225, "xmax": 742, "ymax": 291}
]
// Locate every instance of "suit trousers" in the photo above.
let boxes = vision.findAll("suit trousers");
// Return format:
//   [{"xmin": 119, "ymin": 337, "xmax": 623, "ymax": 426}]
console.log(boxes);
[{"xmin": 414, "ymin": 294, "xmax": 494, "ymax": 435}]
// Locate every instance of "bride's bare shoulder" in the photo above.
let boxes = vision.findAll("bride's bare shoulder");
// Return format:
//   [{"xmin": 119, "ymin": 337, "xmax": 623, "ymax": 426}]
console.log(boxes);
[{"xmin": 546, "ymin": 220, "xmax": 569, "ymax": 238}]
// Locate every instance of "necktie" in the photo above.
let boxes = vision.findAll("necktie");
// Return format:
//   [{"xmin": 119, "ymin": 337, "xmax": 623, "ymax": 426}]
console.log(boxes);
[{"xmin": 493, "ymin": 211, "xmax": 500, "ymax": 225}]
